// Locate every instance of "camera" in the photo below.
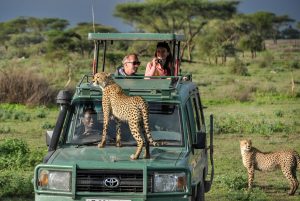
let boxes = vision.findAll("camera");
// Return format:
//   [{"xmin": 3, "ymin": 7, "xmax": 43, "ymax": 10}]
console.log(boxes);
[{"xmin": 156, "ymin": 59, "xmax": 163, "ymax": 64}]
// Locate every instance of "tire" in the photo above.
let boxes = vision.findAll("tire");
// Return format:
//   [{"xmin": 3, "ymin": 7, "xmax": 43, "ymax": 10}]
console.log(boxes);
[{"xmin": 192, "ymin": 182, "xmax": 205, "ymax": 201}]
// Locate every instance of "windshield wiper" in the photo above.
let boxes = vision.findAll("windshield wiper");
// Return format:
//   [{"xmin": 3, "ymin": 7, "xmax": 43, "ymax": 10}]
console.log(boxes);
[
  {"xmin": 71, "ymin": 140, "xmax": 100, "ymax": 146},
  {"xmin": 154, "ymin": 139, "xmax": 181, "ymax": 145}
]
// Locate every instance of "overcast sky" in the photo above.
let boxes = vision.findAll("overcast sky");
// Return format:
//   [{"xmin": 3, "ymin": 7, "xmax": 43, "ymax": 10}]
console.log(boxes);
[{"xmin": 0, "ymin": 0, "xmax": 299, "ymax": 32}]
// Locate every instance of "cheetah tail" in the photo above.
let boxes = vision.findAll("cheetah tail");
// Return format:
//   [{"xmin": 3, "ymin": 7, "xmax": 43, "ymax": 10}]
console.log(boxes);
[{"xmin": 140, "ymin": 101, "xmax": 157, "ymax": 146}]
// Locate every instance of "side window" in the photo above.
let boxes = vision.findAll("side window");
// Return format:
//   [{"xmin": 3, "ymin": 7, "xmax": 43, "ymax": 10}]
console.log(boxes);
[
  {"xmin": 185, "ymin": 92, "xmax": 206, "ymax": 145},
  {"xmin": 184, "ymin": 106, "xmax": 192, "ymax": 148},
  {"xmin": 186, "ymin": 97, "xmax": 196, "ymax": 143},
  {"xmin": 192, "ymin": 91, "xmax": 206, "ymax": 132},
  {"xmin": 191, "ymin": 95, "xmax": 201, "ymax": 132}
]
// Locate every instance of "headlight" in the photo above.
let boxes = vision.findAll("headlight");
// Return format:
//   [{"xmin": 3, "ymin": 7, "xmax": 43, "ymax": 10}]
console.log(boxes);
[
  {"xmin": 153, "ymin": 172, "xmax": 187, "ymax": 192},
  {"xmin": 38, "ymin": 170, "xmax": 71, "ymax": 192}
]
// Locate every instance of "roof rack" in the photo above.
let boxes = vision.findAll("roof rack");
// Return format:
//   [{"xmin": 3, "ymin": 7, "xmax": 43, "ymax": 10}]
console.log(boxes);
[
  {"xmin": 88, "ymin": 33, "xmax": 185, "ymax": 41},
  {"xmin": 74, "ymin": 74, "xmax": 192, "ymax": 100},
  {"xmin": 87, "ymin": 32, "xmax": 185, "ymax": 75}
]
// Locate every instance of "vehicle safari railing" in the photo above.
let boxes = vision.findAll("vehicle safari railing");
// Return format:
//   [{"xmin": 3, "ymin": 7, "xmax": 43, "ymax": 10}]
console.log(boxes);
[{"xmin": 88, "ymin": 32, "xmax": 185, "ymax": 75}]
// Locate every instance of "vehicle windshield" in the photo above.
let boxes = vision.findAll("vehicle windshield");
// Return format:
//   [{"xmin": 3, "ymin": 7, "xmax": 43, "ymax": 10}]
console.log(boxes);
[{"xmin": 65, "ymin": 101, "xmax": 182, "ymax": 146}]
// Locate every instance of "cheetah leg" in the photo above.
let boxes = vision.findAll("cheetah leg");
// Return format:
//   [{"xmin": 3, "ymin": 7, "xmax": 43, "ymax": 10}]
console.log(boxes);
[
  {"xmin": 140, "ymin": 122, "xmax": 150, "ymax": 159},
  {"xmin": 98, "ymin": 104, "xmax": 110, "ymax": 148},
  {"xmin": 128, "ymin": 121, "xmax": 143, "ymax": 160},
  {"xmin": 282, "ymin": 167, "xmax": 298, "ymax": 195},
  {"xmin": 98, "ymin": 117, "xmax": 108, "ymax": 148},
  {"xmin": 247, "ymin": 168, "xmax": 254, "ymax": 190},
  {"xmin": 143, "ymin": 138, "xmax": 150, "ymax": 159},
  {"xmin": 115, "ymin": 118, "xmax": 122, "ymax": 147}
]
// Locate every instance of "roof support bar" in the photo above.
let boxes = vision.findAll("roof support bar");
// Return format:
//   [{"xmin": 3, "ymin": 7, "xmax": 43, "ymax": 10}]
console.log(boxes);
[{"xmin": 102, "ymin": 40, "xmax": 107, "ymax": 72}]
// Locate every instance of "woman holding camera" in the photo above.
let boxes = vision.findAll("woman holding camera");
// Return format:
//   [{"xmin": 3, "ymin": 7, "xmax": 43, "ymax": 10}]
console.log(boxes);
[{"xmin": 144, "ymin": 42, "xmax": 173, "ymax": 77}]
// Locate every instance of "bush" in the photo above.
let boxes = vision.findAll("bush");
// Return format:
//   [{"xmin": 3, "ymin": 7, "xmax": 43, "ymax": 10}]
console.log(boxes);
[
  {"xmin": 0, "ymin": 139, "xmax": 29, "ymax": 169},
  {"xmin": 287, "ymin": 59, "xmax": 300, "ymax": 69},
  {"xmin": 0, "ymin": 105, "xmax": 31, "ymax": 122},
  {"xmin": 222, "ymin": 175, "xmax": 248, "ymax": 190},
  {"xmin": 0, "ymin": 170, "xmax": 33, "ymax": 198},
  {"xmin": 257, "ymin": 51, "xmax": 274, "ymax": 68},
  {"xmin": 213, "ymin": 113, "xmax": 292, "ymax": 135},
  {"xmin": 230, "ymin": 57, "xmax": 249, "ymax": 76},
  {"xmin": 0, "ymin": 138, "xmax": 45, "ymax": 169},
  {"xmin": 0, "ymin": 126, "xmax": 11, "ymax": 134},
  {"xmin": 274, "ymin": 110, "xmax": 284, "ymax": 117},
  {"xmin": 0, "ymin": 68, "xmax": 56, "ymax": 105},
  {"xmin": 0, "ymin": 139, "xmax": 45, "ymax": 198},
  {"xmin": 42, "ymin": 121, "xmax": 55, "ymax": 129},
  {"xmin": 217, "ymin": 174, "xmax": 268, "ymax": 201},
  {"xmin": 36, "ymin": 108, "xmax": 47, "ymax": 118}
]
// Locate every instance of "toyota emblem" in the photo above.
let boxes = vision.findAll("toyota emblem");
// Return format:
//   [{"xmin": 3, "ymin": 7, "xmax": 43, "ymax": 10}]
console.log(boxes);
[{"xmin": 104, "ymin": 177, "xmax": 120, "ymax": 188}]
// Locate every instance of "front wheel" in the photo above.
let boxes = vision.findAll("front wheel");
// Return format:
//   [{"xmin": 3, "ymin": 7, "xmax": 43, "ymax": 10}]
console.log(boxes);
[{"xmin": 192, "ymin": 182, "xmax": 205, "ymax": 201}]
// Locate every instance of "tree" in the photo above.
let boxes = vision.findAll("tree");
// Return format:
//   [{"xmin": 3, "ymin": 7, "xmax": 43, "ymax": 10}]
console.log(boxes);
[
  {"xmin": 0, "ymin": 23, "xmax": 11, "ymax": 50},
  {"xmin": 280, "ymin": 26, "xmax": 300, "ymax": 39},
  {"xmin": 198, "ymin": 19, "xmax": 240, "ymax": 64},
  {"xmin": 70, "ymin": 22, "xmax": 118, "ymax": 57},
  {"xmin": 114, "ymin": 0, "xmax": 238, "ymax": 61},
  {"xmin": 40, "ymin": 18, "xmax": 69, "ymax": 31},
  {"xmin": 45, "ymin": 30, "xmax": 81, "ymax": 52},
  {"xmin": 231, "ymin": 15, "xmax": 264, "ymax": 58},
  {"xmin": 238, "ymin": 33, "xmax": 263, "ymax": 58},
  {"xmin": 271, "ymin": 15, "xmax": 294, "ymax": 42},
  {"xmin": 247, "ymin": 12, "xmax": 295, "ymax": 43},
  {"xmin": 297, "ymin": 22, "xmax": 300, "ymax": 30}
]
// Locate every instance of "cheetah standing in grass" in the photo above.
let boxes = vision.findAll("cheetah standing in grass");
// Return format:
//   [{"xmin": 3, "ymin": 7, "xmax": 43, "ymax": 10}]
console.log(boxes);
[
  {"xmin": 240, "ymin": 139, "xmax": 300, "ymax": 195},
  {"xmin": 93, "ymin": 72, "xmax": 158, "ymax": 160}
]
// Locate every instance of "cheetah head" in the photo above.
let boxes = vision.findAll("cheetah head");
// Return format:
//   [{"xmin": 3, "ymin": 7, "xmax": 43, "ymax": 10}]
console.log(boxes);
[
  {"xmin": 93, "ymin": 72, "xmax": 112, "ymax": 90},
  {"xmin": 240, "ymin": 139, "xmax": 252, "ymax": 152}
]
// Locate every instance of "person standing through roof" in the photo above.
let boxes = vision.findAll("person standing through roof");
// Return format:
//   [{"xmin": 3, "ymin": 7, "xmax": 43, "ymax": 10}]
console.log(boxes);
[
  {"xmin": 145, "ymin": 42, "xmax": 173, "ymax": 77},
  {"xmin": 115, "ymin": 53, "xmax": 141, "ymax": 76}
]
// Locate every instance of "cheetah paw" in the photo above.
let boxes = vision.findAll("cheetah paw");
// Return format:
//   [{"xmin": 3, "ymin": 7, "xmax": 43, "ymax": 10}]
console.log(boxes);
[{"xmin": 130, "ymin": 154, "xmax": 137, "ymax": 160}]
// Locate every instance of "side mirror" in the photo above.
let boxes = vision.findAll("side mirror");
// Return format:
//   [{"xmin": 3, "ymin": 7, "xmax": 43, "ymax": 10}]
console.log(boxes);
[
  {"xmin": 46, "ymin": 130, "xmax": 53, "ymax": 146},
  {"xmin": 193, "ymin": 131, "xmax": 206, "ymax": 149}
]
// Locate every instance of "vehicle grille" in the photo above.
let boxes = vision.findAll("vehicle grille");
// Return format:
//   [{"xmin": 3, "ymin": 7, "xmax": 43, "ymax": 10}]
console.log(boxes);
[{"xmin": 76, "ymin": 169, "xmax": 152, "ymax": 193}]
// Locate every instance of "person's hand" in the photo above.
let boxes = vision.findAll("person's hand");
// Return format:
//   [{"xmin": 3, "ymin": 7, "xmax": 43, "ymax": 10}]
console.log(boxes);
[
  {"xmin": 152, "ymin": 58, "xmax": 163, "ymax": 70},
  {"xmin": 151, "ymin": 58, "xmax": 157, "ymax": 67}
]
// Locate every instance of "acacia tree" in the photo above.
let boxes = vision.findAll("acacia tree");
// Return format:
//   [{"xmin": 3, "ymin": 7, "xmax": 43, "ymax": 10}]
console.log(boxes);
[
  {"xmin": 271, "ymin": 15, "xmax": 294, "ymax": 42},
  {"xmin": 247, "ymin": 12, "xmax": 295, "ymax": 45},
  {"xmin": 198, "ymin": 19, "xmax": 241, "ymax": 64},
  {"xmin": 70, "ymin": 22, "xmax": 118, "ymax": 57},
  {"xmin": 114, "ymin": 0, "xmax": 238, "ymax": 61}
]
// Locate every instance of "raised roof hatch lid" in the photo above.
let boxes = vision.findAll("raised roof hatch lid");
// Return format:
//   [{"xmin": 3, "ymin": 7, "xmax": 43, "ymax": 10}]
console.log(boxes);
[
  {"xmin": 75, "ymin": 74, "xmax": 188, "ymax": 100},
  {"xmin": 88, "ymin": 33, "xmax": 185, "ymax": 41}
]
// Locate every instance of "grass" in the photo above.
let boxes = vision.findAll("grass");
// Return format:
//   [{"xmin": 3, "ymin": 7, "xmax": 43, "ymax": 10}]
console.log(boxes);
[
  {"xmin": 206, "ymin": 133, "xmax": 300, "ymax": 201},
  {"xmin": 0, "ymin": 47, "xmax": 299, "ymax": 200},
  {"xmin": 0, "ymin": 104, "xmax": 57, "ymax": 148}
]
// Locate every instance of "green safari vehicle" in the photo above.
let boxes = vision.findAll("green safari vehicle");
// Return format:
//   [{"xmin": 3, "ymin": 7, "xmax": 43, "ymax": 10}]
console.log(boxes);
[{"xmin": 33, "ymin": 33, "xmax": 214, "ymax": 201}]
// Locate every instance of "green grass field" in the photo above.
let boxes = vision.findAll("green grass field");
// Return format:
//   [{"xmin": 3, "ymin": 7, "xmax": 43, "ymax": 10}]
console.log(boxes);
[{"xmin": 0, "ymin": 48, "xmax": 299, "ymax": 200}]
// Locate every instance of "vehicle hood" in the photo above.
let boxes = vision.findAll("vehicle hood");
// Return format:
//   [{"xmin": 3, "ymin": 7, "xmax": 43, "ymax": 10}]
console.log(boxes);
[{"xmin": 48, "ymin": 146, "xmax": 187, "ymax": 169}]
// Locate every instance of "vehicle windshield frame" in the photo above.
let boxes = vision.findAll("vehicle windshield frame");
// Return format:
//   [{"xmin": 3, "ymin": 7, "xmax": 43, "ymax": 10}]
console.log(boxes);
[{"xmin": 64, "ymin": 100, "xmax": 183, "ymax": 147}]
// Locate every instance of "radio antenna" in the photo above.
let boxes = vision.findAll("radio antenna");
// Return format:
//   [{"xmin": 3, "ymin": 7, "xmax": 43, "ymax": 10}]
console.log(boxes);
[
  {"xmin": 91, "ymin": 0, "xmax": 97, "ymax": 74},
  {"xmin": 91, "ymin": 0, "xmax": 96, "ymax": 33}
]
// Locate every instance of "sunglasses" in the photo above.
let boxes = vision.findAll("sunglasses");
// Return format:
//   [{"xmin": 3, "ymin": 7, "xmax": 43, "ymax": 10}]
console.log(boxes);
[{"xmin": 126, "ymin": 61, "xmax": 141, "ymax": 65}]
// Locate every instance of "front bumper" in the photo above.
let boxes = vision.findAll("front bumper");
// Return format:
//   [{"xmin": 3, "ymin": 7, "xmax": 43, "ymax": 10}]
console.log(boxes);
[{"xmin": 35, "ymin": 194, "xmax": 192, "ymax": 201}]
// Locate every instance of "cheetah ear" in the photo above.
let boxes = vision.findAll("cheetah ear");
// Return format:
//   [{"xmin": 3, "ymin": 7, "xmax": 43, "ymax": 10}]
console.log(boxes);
[
  {"xmin": 102, "ymin": 73, "xmax": 111, "ymax": 88},
  {"xmin": 105, "ymin": 72, "xmax": 112, "ymax": 79}
]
